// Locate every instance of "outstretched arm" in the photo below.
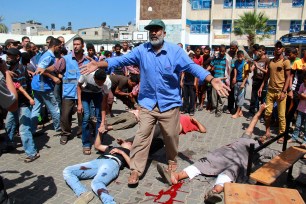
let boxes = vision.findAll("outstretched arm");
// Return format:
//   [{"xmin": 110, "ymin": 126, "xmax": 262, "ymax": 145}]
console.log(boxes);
[
  {"xmin": 94, "ymin": 132, "xmax": 109, "ymax": 152},
  {"xmin": 190, "ymin": 117, "xmax": 206, "ymax": 133},
  {"xmin": 245, "ymin": 103, "xmax": 269, "ymax": 135}
]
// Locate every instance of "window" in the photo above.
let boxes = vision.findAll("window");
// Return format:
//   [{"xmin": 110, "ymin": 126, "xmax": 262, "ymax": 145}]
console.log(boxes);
[
  {"xmin": 222, "ymin": 20, "xmax": 232, "ymax": 34},
  {"xmin": 224, "ymin": 0, "xmax": 233, "ymax": 8},
  {"xmin": 257, "ymin": 20, "xmax": 277, "ymax": 34},
  {"xmin": 236, "ymin": 0, "xmax": 255, "ymax": 8},
  {"xmin": 258, "ymin": 0, "xmax": 278, "ymax": 8},
  {"xmin": 81, "ymin": 31, "xmax": 86, "ymax": 35},
  {"xmin": 192, "ymin": 0, "xmax": 211, "ymax": 9},
  {"xmin": 292, "ymin": 0, "xmax": 304, "ymax": 7},
  {"xmin": 290, "ymin": 20, "xmax": 301, "ymax": 33},
  {"xmin": 304, "ymin": 20, "xmax": 306, "ymax": 30},
  {"xmin": 94, "ymin": 31, "xmax": 98, "ymax": 35},
  {"xmin": 187, "ymin": 20, "xmax": 210, "ymax": 34}
]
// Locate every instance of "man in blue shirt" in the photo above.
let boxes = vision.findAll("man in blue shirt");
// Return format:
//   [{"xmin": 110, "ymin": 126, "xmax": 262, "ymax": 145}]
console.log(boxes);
[
  {"xmin": 31, "ymin": 38, "xmax": 62, "ymax": 135},
  {"xmin": 78, "ymin": 19, "xmax": 229, "ymax": 186}
]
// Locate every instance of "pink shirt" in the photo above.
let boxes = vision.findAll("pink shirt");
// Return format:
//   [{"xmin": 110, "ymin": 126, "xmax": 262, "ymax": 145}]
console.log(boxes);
[{"xmin": 297, "ymin": 83, "xmax": 306, "ymax": 113}]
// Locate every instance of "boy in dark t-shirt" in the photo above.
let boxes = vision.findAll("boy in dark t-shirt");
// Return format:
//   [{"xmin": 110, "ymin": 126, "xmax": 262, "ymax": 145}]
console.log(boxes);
[
  {"xmin": 63, "ymin": 132, "xmax": 131, "ymax": 204},
  {"xmin": 4, "ymin": 49, "xmax": 39, "ymax": 162},
  {"xmin": 249, "ymin": 45, "xmax": 269, "ymax": 115},
  {"xmin": 181, "ymin": 52, "xmax": 197, "ymax": 115}
]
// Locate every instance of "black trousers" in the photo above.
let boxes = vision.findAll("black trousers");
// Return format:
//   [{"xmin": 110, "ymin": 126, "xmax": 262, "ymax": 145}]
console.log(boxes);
[{"xmin": 183, "ymin": 84, "xmax": 196, "ymax": 113}]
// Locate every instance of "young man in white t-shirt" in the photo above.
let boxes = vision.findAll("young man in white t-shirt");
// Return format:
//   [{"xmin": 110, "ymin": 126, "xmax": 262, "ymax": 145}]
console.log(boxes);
[{"xmin": 77, "ymin": 68, "xmax": 111, "ymax": 155}]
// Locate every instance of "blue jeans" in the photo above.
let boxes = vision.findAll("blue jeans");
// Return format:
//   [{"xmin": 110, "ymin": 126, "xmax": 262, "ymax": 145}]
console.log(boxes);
[
  {"xmin": 81, "ymin": 92, "xmax": 102, "ymax": 148},
  {"xmin": 31, "ymin": 90, "xmax": 60, "ymax": 133},
  {"xmin": 5, "ymin": 106, "xmax": 37, "ymax": 157},
  {"xmin": 63, "ymin": 158, "xmax": 119, "ymax": 204},
  {"xmin": 292, "ymin": 111, "xmax": 306, "ymax": 144}
]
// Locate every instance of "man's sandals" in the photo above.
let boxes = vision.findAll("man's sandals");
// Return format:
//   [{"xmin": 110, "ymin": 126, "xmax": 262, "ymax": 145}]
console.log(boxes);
[
  {"xmin": 60, "ymin": 135, "xmax": 68, "ymax": 145},
  {"xmin": 83, "ymin": 147, "xmax": 91, "ymax": 155},
  {"xmin": 156, "ymin": 163, "xmax": 178, "ymax": 186}
]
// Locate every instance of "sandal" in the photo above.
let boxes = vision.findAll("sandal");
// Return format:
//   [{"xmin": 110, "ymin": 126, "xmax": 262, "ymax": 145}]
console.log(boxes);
[
  {"xmin": 258, "ymin": 135, "xmax": 270, "ymax": 143},
  {"xmin": 204, "ymin": 189, "xmax": 223, "ymax": 203},
  {"xmin": 60, "ymin": 135, "xmax": 68, "ymax": 145},
  {"xmin": 128, "ymin": 170, "xmax": 140, "ymax": 186},
  {"xmin": 82, "ymin": 148, "xmax": 91, "ymax": 155},
  {"xmin": 24, "ymin": 153, "xmax": 40, "ymax": 163},
  {"xmin": 157, "ymin": 163, "xmax": 172, "ymax": 186}
]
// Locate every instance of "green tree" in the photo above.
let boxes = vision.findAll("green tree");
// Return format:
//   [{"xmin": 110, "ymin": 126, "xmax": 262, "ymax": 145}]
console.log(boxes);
[
  {"xmin": 233, "ymin": 11, "xmax": 272, "ymax": 49},
  {"xmin": 0, "ymin": 16, "xmax": 8, "ymax": 33}
]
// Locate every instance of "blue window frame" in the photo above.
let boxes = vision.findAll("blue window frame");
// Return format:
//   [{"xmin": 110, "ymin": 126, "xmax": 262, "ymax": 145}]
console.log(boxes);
[
  {"xmin": 258, "ymin": 0, "xmax": 278, "ymax": 8},
  {"xmin": 224, "ymin": 0, "xmax": 233, "ymax": 8},
  {"xmin": 191, "ymin": 0, "xmax": 212, "ymax": 9},
  {"xmin": 290, "ymin": 20, "xmax": 301, "ymax": 33},
  {"xmin": 257, "ymin": 20, "xmax": 277, "ymax": 34},
  {"xmin": 222, "ymin": 20, "xmax": 232, "ymax": 34},
  {"xmin": 187, "ymin": 20, "xmax": 210, "ymax": 34},
  {"xmin": 236, "ymin": 0, "xmax": 255, "ymax": 8},
  {"xmin": 292, "ymin": 0, "xmax": 304, "ymax": 7}
]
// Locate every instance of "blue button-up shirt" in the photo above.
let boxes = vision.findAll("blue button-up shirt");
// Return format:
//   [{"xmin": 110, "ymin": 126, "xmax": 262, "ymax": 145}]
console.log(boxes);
[{"xmin": 106, "ymin": 41, "xmax": 211, "ymax": 112}]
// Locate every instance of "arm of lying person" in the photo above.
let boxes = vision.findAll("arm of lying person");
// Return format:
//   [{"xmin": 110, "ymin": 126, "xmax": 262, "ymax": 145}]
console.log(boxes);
[
  {"xmin": 94, "ymin": 132, "xmax": 109, "ymax": 152},
  {"xmin": 110, "ymin": 148, "xmax": 131, "ymax": 167}
]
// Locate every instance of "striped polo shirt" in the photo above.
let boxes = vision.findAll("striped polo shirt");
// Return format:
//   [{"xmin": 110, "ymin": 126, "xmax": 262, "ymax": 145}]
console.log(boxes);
[{"xmin": 211, "ymin": 55, "xmax": 226, "ymax": 78}]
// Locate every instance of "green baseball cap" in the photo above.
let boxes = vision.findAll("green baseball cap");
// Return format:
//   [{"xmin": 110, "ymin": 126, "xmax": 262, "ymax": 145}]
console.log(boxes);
[{"xmin": 144, "ymin": 19, "xmax": 166, "ymax": 30}]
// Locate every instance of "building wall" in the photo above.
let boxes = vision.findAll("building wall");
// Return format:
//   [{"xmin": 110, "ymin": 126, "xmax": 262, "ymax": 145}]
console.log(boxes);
[
  {"xmin": 136, "ymin": 0, "xmax": 306, "ymax": 48},
  {"xmin": 78, "ymin": 27, "xmax": 111, "ymax": 40},
  {"xmin": 140, "ymin": 0, "xmax": 182, "ymax": 19}
]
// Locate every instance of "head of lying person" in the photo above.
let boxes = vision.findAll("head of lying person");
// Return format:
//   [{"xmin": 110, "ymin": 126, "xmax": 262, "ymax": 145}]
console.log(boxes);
[{"xmin": 116, "ymin": 138, "xmax": 132, "ymax": 150}]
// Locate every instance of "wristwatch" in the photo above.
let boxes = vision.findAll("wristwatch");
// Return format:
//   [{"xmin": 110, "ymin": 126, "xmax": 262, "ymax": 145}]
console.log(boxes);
[{"xmin": 287, "ymin": 87, "xmax": 292, "ymax": 92}]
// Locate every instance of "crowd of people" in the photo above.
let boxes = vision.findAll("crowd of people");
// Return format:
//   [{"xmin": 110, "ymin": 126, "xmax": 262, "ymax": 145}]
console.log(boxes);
[{"xmin": 0, "ymin": 18, "xmax": 306, "ymax": 203}]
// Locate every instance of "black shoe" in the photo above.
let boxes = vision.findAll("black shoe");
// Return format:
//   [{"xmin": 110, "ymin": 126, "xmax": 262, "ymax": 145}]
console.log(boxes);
[{"xmin": 2, "ymin": 145, "xmax": 16, "ymax": 153}]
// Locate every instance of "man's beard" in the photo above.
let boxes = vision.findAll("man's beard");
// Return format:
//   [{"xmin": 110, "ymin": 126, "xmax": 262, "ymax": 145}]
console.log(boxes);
[{"xmin": 150, "ymin": 34, "xmax": 164, "ymax": 47}]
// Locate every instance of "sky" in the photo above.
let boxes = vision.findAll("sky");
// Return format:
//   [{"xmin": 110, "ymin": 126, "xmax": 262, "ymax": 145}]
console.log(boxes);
[{"xmin": 0, "ymin": 0, "xmax": 136, "ymax": 31}]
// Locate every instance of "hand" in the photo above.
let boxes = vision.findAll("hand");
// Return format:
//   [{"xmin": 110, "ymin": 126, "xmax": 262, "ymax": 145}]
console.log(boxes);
[
  {"xmin": 259, "ymin": 103, "xmax": 271, "ymax": 112},
  {"xmin": 7, "ymin": 71, "xmax": 17, "ymax": 77},
  {"xmin": 34, "ymin": 67, "xmax": 46, "ymax": 75},
  {"xmin": 239, "ymin": 84, "xmax": 245, "ymax": 90},
  {"xmin": 302, "ymin": 64, "xmax": 306, "ymax": 71},
  {"xmin": 98, "ymin": 124, "xmax": 107, "ymax": 133},
  {"xmin": 77, "ymin": 104, "xmax": 83, "ymax": 113},
  {"xmin": 287, "ymin": 90, "xmax": 293, "ymax": 99},
  {"xmin": 232, "ymin": 79, "xmax": 236, "ymax": 85},
  {"xmin": 109, "ymin": 148, "xmax": 122, "ymax": 155},
  {"xmin": 211, "ymin": 78, "xmax": 230, "ymax": 97},
  {"xmin": 180, "ymin": 82, "xmax": 183, "ymax": 88},
  {"xmin": 80, "ymin": 60, "xmax": 98, "ymax": 75},
  {"xmin": 29, "ymin": 99, "xmax": 35, "ymax": 106},
  {"xmin": 53, "ymin": 77, "xmax": 61, "ymax": 84},
  {"xmin": 258, "ymin": 88, "xmax": 262, "ymax": 97},
  {"xmin": 128, "ymin": 92, "xmax": 133, "ymax": 98},
  {"xmin": 278, "ymin": 92, "xmax": 286, "ymax": 101}
]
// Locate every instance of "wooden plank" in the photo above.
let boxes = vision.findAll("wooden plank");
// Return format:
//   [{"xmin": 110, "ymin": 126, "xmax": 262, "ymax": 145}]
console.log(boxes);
[
  {"xmin": 224, "ymin": 183, "xmax": 305, "ymax": 204},
  {"xmin": 250, "ymin": 146, "xmax": 306, "ymax": 185}
]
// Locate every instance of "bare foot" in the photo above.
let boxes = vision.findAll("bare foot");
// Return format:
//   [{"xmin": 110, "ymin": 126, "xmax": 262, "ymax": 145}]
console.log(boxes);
[{"xmin": 231, "ymin": 114, "xmax": 240, "ymax": 119}]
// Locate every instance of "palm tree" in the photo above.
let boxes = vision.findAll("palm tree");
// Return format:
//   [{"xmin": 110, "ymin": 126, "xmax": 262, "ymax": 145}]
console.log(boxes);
[
  {"xmin": 233, "ymin": 11, "xmax": 272, "ymax": 49},
  {"xmin": 0, "ymin": 16, "xmax": 8, "ymax": 33}
]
